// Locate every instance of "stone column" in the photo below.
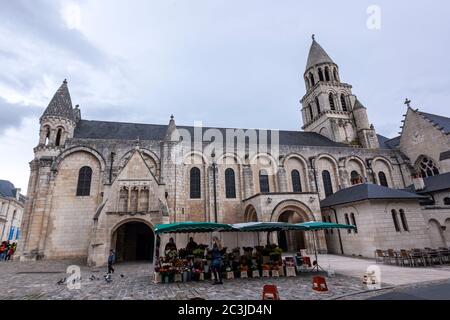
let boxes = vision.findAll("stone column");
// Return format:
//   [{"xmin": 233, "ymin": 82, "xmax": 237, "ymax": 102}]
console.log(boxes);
[
  {"xmin": 276, "ymin": 166, "xmax": 288, "ymax": 192},
  {"xmin": 242, "ymin": 165, "xmax": 254, "ymax": 199}
]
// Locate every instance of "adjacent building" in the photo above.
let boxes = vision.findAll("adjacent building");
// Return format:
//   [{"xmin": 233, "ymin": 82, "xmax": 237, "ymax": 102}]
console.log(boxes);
[{"xmin": 0, "ymin": 180, "xmax": 26, "ymax": 242}]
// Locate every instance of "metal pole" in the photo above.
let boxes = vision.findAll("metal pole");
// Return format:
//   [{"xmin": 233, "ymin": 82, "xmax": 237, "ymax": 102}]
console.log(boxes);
[{"xmin": 212, "ymin": 162, "xmax": 218, "ymax": 223}]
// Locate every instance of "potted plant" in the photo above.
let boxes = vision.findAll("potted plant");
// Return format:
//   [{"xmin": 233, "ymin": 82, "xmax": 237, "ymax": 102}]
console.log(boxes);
[{"xmin": 270, "ymin": 247, "xmax": 283, "ymax": 263}]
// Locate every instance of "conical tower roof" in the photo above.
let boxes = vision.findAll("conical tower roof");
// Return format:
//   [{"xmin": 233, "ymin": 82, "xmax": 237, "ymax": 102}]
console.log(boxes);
[
  {"xmin": 353, "ymin": 98, "xmax": 366, "ymax": 110},
  {"xmin": 305, "ymin": 37, "xmax": 335, "ymax": 71},
  {"xmin": 41, "ymin": 79, "xmax": 75, "ymax": 122}
]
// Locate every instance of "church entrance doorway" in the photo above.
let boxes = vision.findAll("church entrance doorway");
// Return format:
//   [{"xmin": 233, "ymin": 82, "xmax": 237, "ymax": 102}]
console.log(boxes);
[
  {"xmin": 112, "ymin": 221, "xmax": 154, "ymax": 262},
  {"xmin": 277, "ymin": 211, "xmax": 306, "ymax": 252}
]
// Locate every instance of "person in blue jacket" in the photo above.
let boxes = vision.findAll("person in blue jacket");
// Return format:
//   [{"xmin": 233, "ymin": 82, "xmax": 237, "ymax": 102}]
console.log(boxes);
[{"xmin": 211, "ymin": 243, "xmax": 223, "ymax": 285}]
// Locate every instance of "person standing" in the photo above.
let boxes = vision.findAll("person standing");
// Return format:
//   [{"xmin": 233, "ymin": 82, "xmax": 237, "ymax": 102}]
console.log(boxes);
[
  {"xmin": 107, "ymin": 250, "xmax": 116, "ymax": 274},
  {"xmin": 0, "ymin": 242, "xmax": 6, "ymax": 261},
  {"xmin": 211, "ymin": 243, "xmax": 223, "ymax": 285}
]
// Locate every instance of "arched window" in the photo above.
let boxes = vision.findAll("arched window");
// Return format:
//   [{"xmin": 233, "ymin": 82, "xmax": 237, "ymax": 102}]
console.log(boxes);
[
  {"xmin": 351, "ymin": 171, "xmax": 360, "ymax": 185},
  {"xmin": 399, "ymin": 209, "xmax": 409, "ymax": 231},
  {"xmin": 392, "ymin": 209, "xmax": 400, "ymax": 232},
  {"xmin": 318, "ymin": 68, "xmax": 324, "ymax": 81},
  {"xmin": 350, "ymin": 213, "xmax": 358, "ymax": 233},
  {"xmin": 341, "ymin": 94, "xmax": 348, "ymax": 111},
  {"xmin": 190, "ymin": 167, "xmax": 201, "ymax": 199},
  {"xmin": 44, "ymin": 126, "xmax": 50, "ymax": 146},
  {"xmin": 418, "ymin": 157, "xmax": 440, "ymax": 178},
  {"xmin": 345, "ymin": 214, "xmax": 351, "ymax": 234},
  {"xmin": 225, "ymin": 168, "xmax": 236, "ymax": 199},
  {"xmin": 76, "ymin": 166, "xmax": 92, "ymax": 197},
  {"xmin": 259, "ymin": 170, "xmax": 270, "ymax": 193},
  {"xmin": 315, "ymin": 97, "xmax": 321, "ymax": 115},
  {"xmin": 308, "ymin": 104, "xmax": 314, "ymax": 120},
  {"xmin": 378, "ymin": 171, "xmax": 388, "ymax": 187},
  {"xmin": 309, "ymin": 72, "xmax": 315, "ymax": 87},
  {"xmin": 322, "ymin": 170, "xmax": 333, "ymax": 197},
  {"xmin": 329, "ymin": 93, "xmax": 336, "ymax": 110},
  {"xmin": 291, "ymin": 170, "xmax": 302, "ymax": 192},
  {"xmin": 324, "ymin": 67, "xmax": 331, "ymax": 81},
  {"xmin": 333, "ymin": 68, "xmax": 338, "ymax": 81},
  {"xmin": 55, "ymin": 128, "xmax": 63, "ymax": 147}
]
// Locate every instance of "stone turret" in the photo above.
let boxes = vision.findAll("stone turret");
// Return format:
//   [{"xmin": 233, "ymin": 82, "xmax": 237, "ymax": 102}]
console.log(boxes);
[
  {"xmin": 36, "ymin": 79, "xmax": 79, "ymax": 157},
  {"xmin": 352, "ymin": 98, "xmax": 379, "ymax": 149}
]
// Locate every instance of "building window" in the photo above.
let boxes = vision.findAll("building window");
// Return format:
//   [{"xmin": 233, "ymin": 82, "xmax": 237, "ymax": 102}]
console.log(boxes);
[
  {"xmin": 399, "ymin": 209, "xmax": 409, "ymax": 231},
  {"xmin": 322, "ymin": 170, "xmax": 333, "ymax": 197},
  {"xmin": 309, "ymin": 72, "xmax": 315, "ymax": 87},
  {"xmin": 225, "ymin": 168, "xmax": 236, "ymax": 199},
  {"xmin": 315, "ymin": 97, "xmax": 321, "ymax": 115},
  {"xmin": 333, "ymin": 68, "xmax": 338, "ymax": 81},
  {"xmin": 444, "ymin": 197, "xmax": 450, "ymax": 205},
  {"xmin": 259, "ymin": 170, "xmax": 270, "ymax": 193},
  {"xmin": 308, "ymin": 104, "xmax": 314, "ymax": 120},
  {"xmin": 418, "ymin": 157, "xmax": 440, "ymax": 178},
  {"xmin": 351, "ymin": 171, "xmax": 360, "ymax": 185},
  {"xmin": 350, "ymin": 213, "xmax": 358, "ymax": 233},
  {"xmin": 392, "ymin": 209, "xmax": 401, "ymax": 232},
  {"xmin": 190, "ymin": 167, "xmax": 201, "ymax": 199},
  {"xmin": 329, "ymin": 93, "xmax": 335, "ymax": 110},
  {"xmin": 341, "ymin": 94, "xmax": 348, "ymax": 111},
  {"xmin": 345, "ymin": 214, "xmax": 351, "ymax": 233},
  {"xmin": 378, "ymin": 171, "xmax": 388, "ymax": 187},
  {"xmin": 325, "ymin": 67, "xmax": 331, "ymax": 81},
  {"xmin": 76, "ymin": 166, "xmax": 92, "ymax": 197},
  {"xmin": 55, "ymin": 128, "xmax": 63, "ymax": 147},
  {"xmin": 318, "ymin": 68, "xmax": 324, "ymax": 81},
  {"xmin": 291, "ymin": 170, "xmax": 302, "ymax": 192}
]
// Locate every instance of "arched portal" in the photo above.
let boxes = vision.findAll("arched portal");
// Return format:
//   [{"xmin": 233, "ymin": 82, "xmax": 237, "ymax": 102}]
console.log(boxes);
[
  {"xmin": 112, "ymin": 221, "xmax": 155, "ymax": 262},
  {"xmin": 277, "ymin": 211, "xmax": 306, "ymax": 252}
]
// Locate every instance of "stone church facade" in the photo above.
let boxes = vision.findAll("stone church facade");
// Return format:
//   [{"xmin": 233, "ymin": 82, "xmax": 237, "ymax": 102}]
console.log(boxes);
[{"xmin": 18, "ymin": 38, "xmax": 450, "ymax": 266}]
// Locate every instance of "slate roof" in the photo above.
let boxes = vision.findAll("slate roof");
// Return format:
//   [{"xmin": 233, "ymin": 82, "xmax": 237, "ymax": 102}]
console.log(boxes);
[
  {"xmin": 418, "ymin": 111, "xmax": 450, "ymax": 134},
  {"xmin": 305, "ymin": 39, "xmax": 335, "ymax": 71},
  {"xmin": 377, "ymin": 135, "xmax": 400, "ymax": 150},
  {"xmin": 73, "ymin": 120, "xmax": 347, "ymax": 147},
  {"xmin": 0, "ymin": 180, "xmax": 16, "ymax": 198},
  {"xmin": 41, "ymin": 80, "xmax": 76, "ymax": 122},
  {"xmin": 320, "ymin": 183, "xmax": 426, "ymax": 208},
  {"xmin": 404, "ymin": 172, "xmax": 450, "ymax": 194}
]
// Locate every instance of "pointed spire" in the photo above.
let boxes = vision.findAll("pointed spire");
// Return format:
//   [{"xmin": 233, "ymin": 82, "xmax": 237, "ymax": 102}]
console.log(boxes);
[
  {"xmin": 305, "ymin": 36, "xmax": 335, "ymax": 71},
  {"xmin": 164, "ymin": 114, "xmax": 178, "ymax": 141},
  {"xmin": 353, "ymin": 98, "xmax": 366, "ymax": 110},
  {"xmin": 41, "ymin": 79, "xmax": 76, "ymax": 122}
]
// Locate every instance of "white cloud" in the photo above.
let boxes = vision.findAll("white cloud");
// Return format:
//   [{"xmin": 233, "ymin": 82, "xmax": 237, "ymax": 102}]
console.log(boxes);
[{"xmin": 62, "ymin": 2, "xmax": 82, "ymax": 30}]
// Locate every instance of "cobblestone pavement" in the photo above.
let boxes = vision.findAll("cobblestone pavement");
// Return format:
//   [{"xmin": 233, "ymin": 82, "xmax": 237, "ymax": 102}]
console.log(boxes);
[{"xmin": 0, "ymin": 260, "xmax": 377, "ymax": 300}]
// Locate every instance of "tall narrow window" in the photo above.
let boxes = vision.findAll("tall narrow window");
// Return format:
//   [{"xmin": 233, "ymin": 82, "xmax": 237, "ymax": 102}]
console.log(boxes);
[
  {"xmin": 325, "ymin": 67, "xmax": 331, "ymax": 81},
  {"xmin": 378, "ymin": 171, "xmax": 388, "ymax": 187},
  {"xmin": 76, "ymin": 166, "xmax": 92, "ymax": 196},
  {"xmin": 225, "ymin": 168, "xmax": 236, "ymax": 199},
  {"xmin": 418, "ymin": 157, "xmax": 440, "ymax": 178},
  {"xmin": 322, "ymin": 170, "xmax": 333, "ymax": 197},
  {"xmin": 44, "ymin": 127, "xmax": 50, "ymax": 146},
  {"xmin": 315, "ymin": 97, "xmax": 321, "ymax": 115},
  {"xmin": 329, "ymin": 93, "xmax": 336, "ymax": 110},
  {"xmin": 341, "ymin": 94, "xmax": 348, "ymax": 111},
  {"xmin": 291, "ymin": 170, "xmax": 302, "ymax": 192},
  {"xmin": 309, "ymin": 72, "xmax": 315, "ymax": 86},
  {"xmin": 399, "ymin": 209, "xmax": 409, "ymax": 231},
  {"xmin": 308, "ymin": 104, "xmax": 314, "ymax": 120},
  {"xmin": 350, "ymin": 213, "xmax": 358, "ymax": 233},
  {"xmin": 318, "ymin": 68, "xmax": 324, "ymax": 81},
  {"xmin": 190, "ymin": 167, "xmax": 201, "ymax": 199},
  {"xmin": 55, "ymin": 128, "xmax": 63, "ymax": 147},
  {"xmin": 345, "ymin": 214, "xmax": 351, "ymax": 233},
  {"xmin": 351, "ymin": 171, "xmax": 360, "ymax": 185},
  {"xmin": 333, "ymin": 68, "xmax": 338, "ymax": 81},
  {"xmin": 392, "ymin": 209, "xmax": 400, "ymax": 232},
  {"xmin": 259, "ymin": 170, "xmax": 270, "ymax": 193}
]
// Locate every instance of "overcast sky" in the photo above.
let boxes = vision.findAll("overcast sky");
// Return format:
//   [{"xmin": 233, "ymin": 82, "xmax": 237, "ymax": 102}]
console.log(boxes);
[{"xmin": 1, "ymin": 0, "xmax": 450, "ymax": 193}]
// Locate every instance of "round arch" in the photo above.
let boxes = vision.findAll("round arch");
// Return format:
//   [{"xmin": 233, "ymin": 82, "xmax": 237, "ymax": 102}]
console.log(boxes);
[
  {"xmin": 54, "ymin": 146, "xmax": 107, "ymax": 172},
  {"xmin": 244, "ymin": 204, "xmax": 259, "ymax": 222}
]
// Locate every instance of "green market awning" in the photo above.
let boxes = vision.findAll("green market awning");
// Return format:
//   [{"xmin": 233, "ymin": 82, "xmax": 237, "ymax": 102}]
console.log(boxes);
[
  {"xmin": 232, "ymin": 222, "xmax": 308, "ymax": 232},
  {"xmin": 296, "ymin": 221, "xmax": 356, "ymax": 230},
  {"xmin": 154, "ymin": 222, "xmax": 235, "ymax": 234}
]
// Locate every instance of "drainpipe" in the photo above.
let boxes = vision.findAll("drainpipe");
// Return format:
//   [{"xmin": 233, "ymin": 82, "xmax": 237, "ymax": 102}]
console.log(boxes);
[
  {"xmin": 330, "ymin": 206, "xmax": 344, "ymax": 255},
  {"xmin": 211, "ymin": 153, "xmax": 218, "ymax": 223}
]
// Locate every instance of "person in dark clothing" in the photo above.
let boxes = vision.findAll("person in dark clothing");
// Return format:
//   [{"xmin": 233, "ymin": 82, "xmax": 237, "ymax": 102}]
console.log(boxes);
[
  {"xmin": 185, "ymin": 237, "xmax": 198, "ymax": 253},
  {"xmin": 211, "ymin": 243, "xmax": 223, "ymax": 285},
  {"xmin": 165, "ymin": 237, "xmax": 177, "ymax": 251},
  {"xmin": 108, "ymin": 250, "xmax": 116, "ymax": 274}
]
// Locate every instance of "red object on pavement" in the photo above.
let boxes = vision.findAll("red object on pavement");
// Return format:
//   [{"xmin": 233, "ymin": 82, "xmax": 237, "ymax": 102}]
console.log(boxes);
[
  {"xmin": 312, "ymin": 276, "xmax": 328, "ymax": 292},
  {"xmin": 303, "ymin": 256, "xmax": 312, "ymax": 267},
  {"xmin": 262, "ymin": 285, "xmax": 280, "ymax": 300}
]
